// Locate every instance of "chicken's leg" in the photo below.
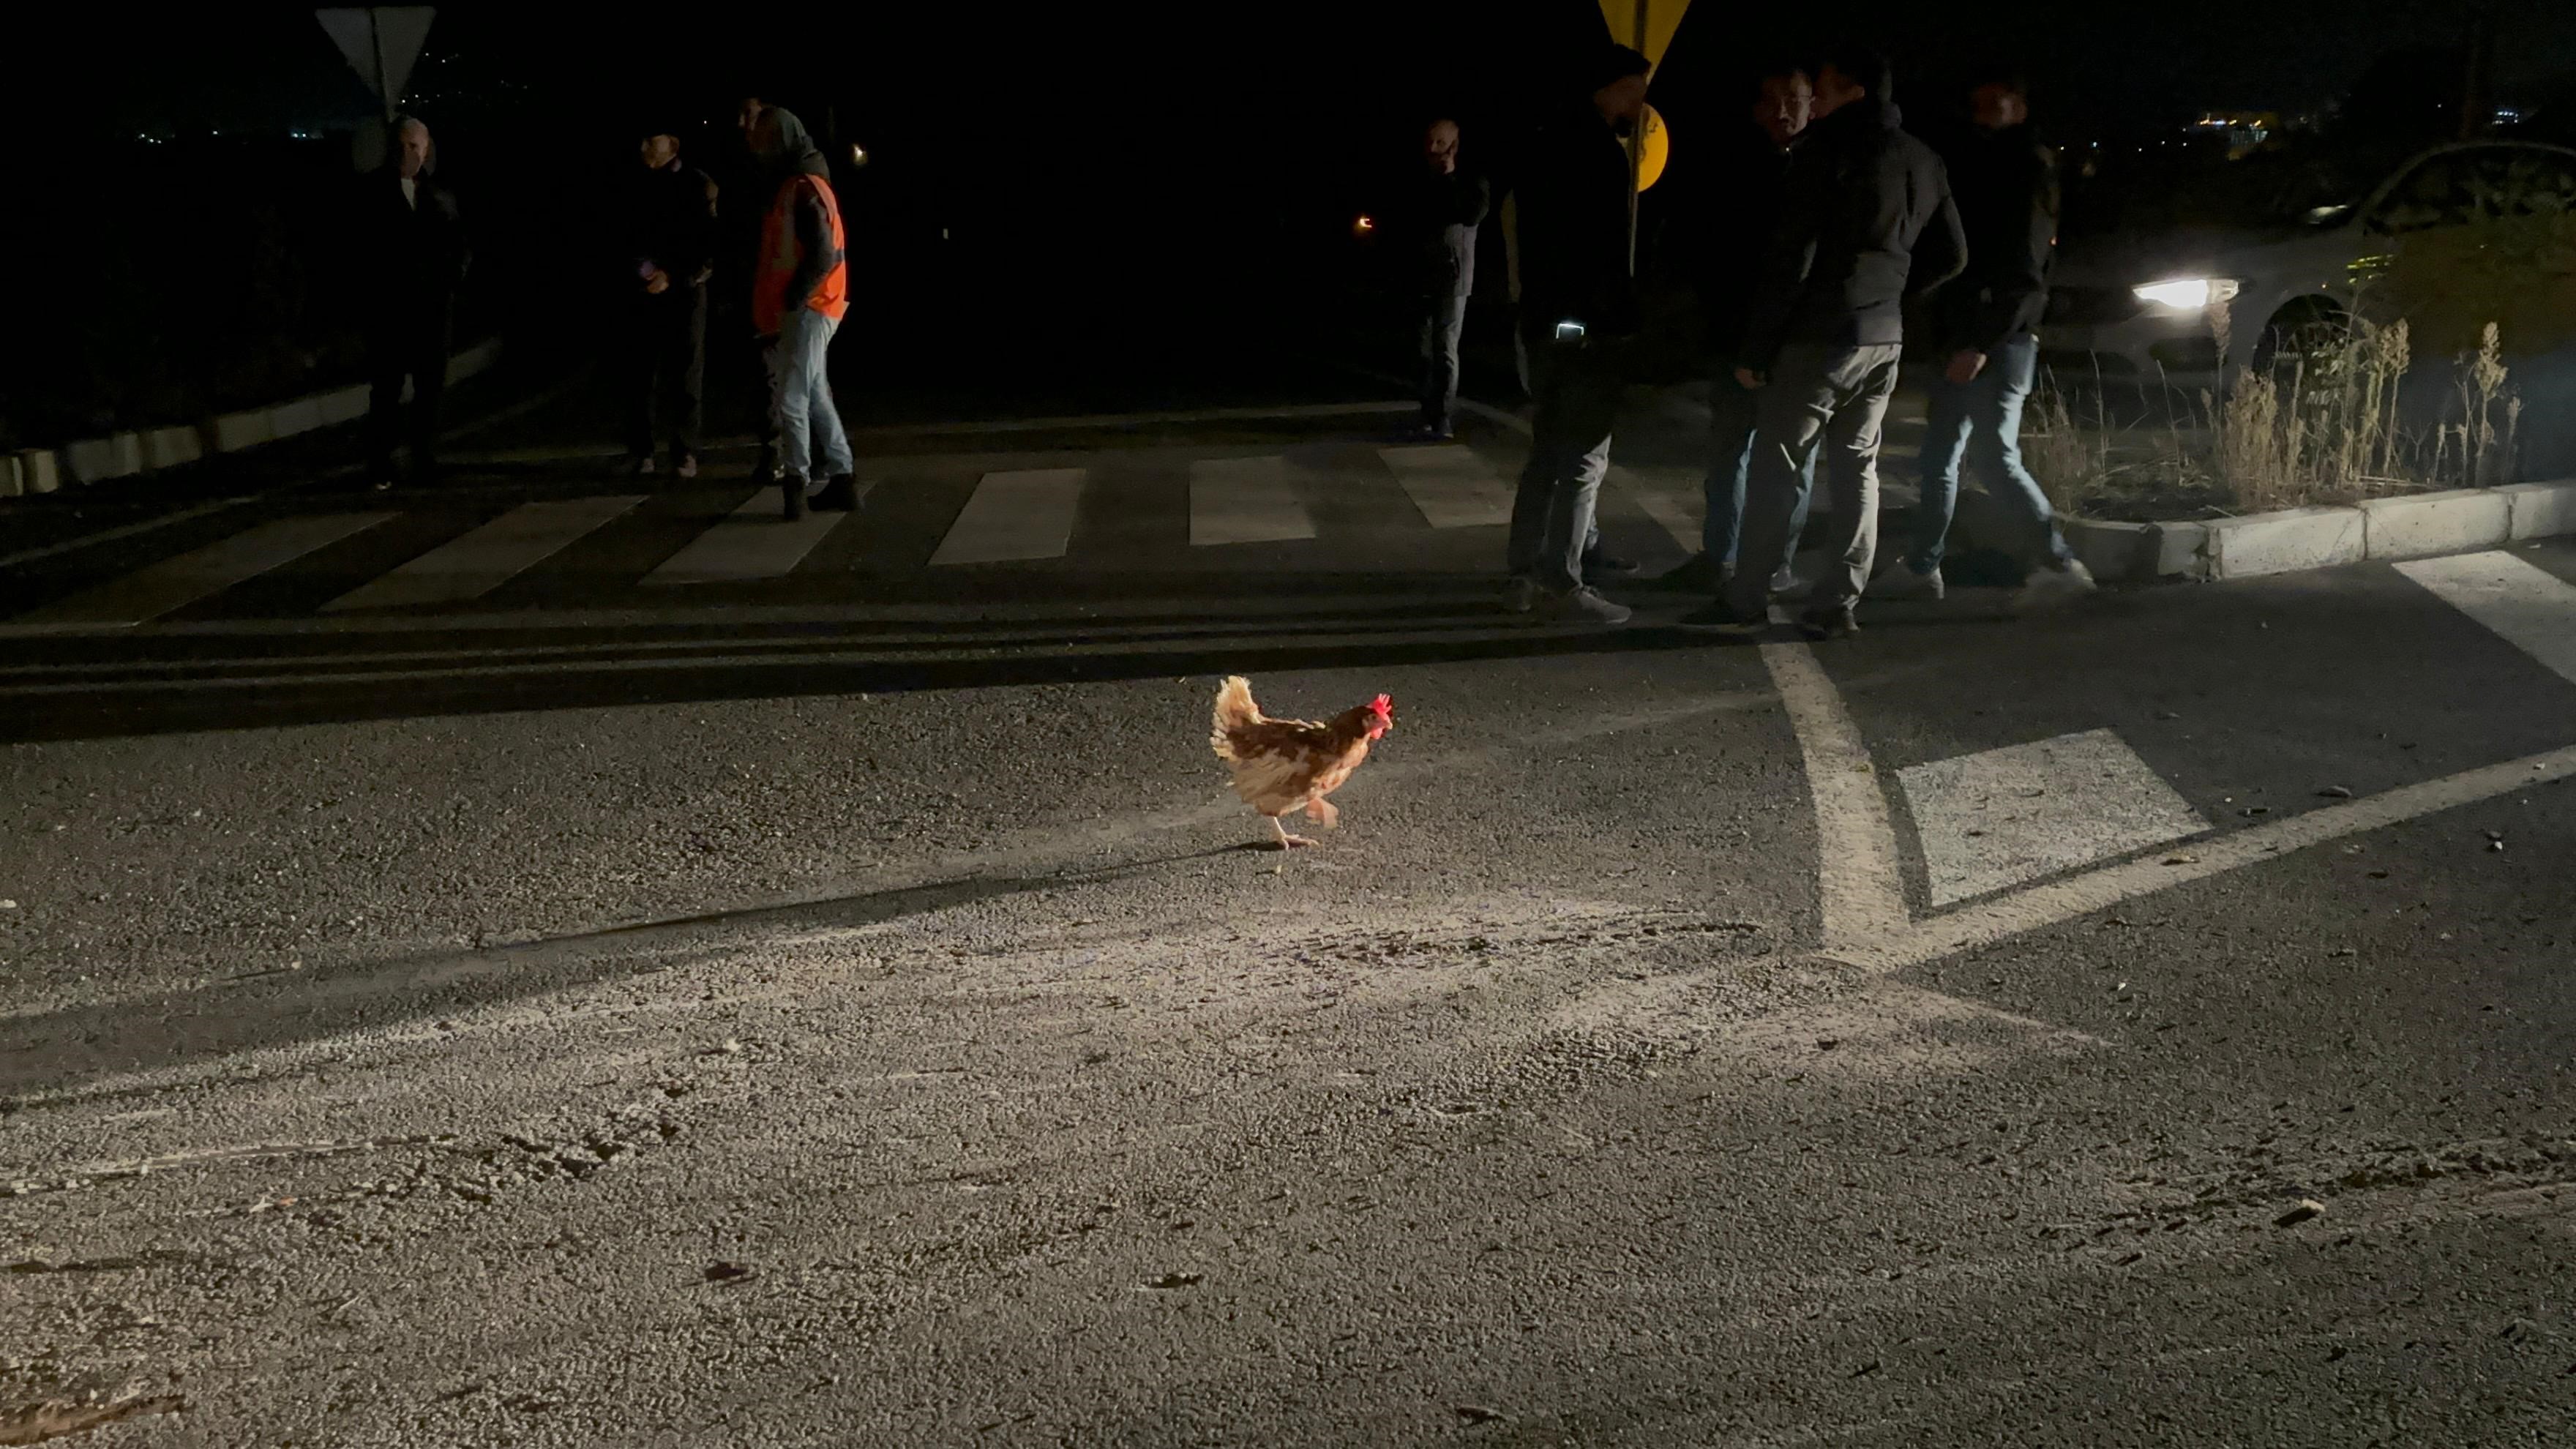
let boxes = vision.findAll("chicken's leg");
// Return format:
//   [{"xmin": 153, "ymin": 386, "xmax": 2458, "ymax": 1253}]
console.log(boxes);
[{"xmin": 1269, "ymin": 815, "xmax": 1319, "ymax": 850}]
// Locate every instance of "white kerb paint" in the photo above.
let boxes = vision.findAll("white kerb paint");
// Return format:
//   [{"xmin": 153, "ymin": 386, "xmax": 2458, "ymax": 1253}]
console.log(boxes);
[{"xmin": 1899, "ymin": 728, "xmax": 2206, "ymax": 907}]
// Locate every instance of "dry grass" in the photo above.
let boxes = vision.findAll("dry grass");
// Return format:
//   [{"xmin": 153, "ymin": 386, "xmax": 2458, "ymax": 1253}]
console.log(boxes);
[{"xmin": 2034, "ymin": 311, "xmax": 2517, "ymax": 520}]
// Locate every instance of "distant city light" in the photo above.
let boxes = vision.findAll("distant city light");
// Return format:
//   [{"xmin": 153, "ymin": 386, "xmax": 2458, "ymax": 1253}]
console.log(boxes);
[
  {"xmin": 850, "ymin": 143, "xmax": 869, "ymax": 165},
  {"xmin": 2495, "ymin": 106, "xmax": 2523, "ymax": 125}
]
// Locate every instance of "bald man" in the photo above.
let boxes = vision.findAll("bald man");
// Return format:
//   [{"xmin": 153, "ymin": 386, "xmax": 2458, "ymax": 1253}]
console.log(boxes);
[{"xmin": 364, "ymin": 116, "xmax": 469, "ymax": 485}]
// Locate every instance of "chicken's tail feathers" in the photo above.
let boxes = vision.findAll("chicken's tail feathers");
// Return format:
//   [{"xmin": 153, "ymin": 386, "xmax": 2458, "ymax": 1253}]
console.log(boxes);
[{"xmin": 1211, "ymin": 676, "xmax": 1262, "ymax": 759}]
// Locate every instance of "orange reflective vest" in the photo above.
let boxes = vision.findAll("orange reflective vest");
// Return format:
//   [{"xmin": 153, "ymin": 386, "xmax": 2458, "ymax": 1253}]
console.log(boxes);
[{"xmin": 754, "ymin": 173, "xmax": 848, "ymax": 335}]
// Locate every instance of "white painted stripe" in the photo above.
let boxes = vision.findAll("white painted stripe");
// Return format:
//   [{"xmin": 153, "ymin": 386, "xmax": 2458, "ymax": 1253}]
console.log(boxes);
[
  {"xmin": 928, "ymin": 468, "xmax": 1086, "ymax": 566},
  {"xmin": 1838, "ymin": 741, "xmax": 2576, "ymax": 973},
  {"xmin": 0, "ymin": 497, "xmax": 263, "ymax": 571},
  {"xmin": 1899, "ymin": 728, "xmax": 2206, "ymax": 907},
  {"xmin": 861, "ymin": 400, "xmax": 1413, "ymax": 438},
  {"xmin": 1760, "ymin": 640, "xmax": 1909, "ymax": 948},
  {"xmin": 15, "ymin": 513, "xmax": 396, "ymax": 626},
  {"xmin": 2395, "ymin": 550, "xmax": 2576, "ymax": 686},
  {"xmin": 1379, "ymin": 444, "xmax": 1514, "ymax": 529},
  {"xmin": 1611, "ymin": 463, "xmax": 1704, "ymax": 553},
  {"xmin": 645, "ymin": 485, "xmax": 862, "ymax": 585},
  {"xmin": 1188, "ymin": 456, "xmax": 1316, "ymax": 546},
  {"xmin": 323, "ymin": 496, "xmax": 642, "ymax": 612}
]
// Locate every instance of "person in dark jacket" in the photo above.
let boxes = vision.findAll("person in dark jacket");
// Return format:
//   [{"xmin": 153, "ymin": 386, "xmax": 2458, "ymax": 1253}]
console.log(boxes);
[
  {"xmin": 1685, "ymin": 45, "xmax": 1967, "ymax": 640},
  {"xmin": 1404, "ymin": 118, "xmax": 1490, "ymax": 441},
  {"xmin": 1502, "ymin": 44, "xmax": 1653, "ymax": 626},
  {"xmin": 364, "ymin": 116, "xmax": 468, "ymax": 485},
  {"xmin": 623, "ymin": 124, "xmax": 718, "ymax": 478},
  {"xmin": 1878, "ymin": 72, "xmax": 2096, "ymax": 604},
  {"xmin": 1658, "ymin": 62, "xmax": 1816, "ymax": 594}
]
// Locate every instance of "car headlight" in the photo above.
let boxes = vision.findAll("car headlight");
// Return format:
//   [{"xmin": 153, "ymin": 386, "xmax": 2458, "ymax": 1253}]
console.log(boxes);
[{"xmin": 2132, "ymin": 277, "xmax": 2242, "ymax": 311}]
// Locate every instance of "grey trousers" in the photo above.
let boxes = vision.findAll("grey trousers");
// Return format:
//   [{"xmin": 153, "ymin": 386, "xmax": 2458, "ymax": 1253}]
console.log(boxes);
[
  {"xmin": 1724, "ymin": 342, "xmax": 1903, "ymax": 617},
  {"xmin": 1506, "ymin": 340, "xmax": 1618, "ymax": 595}
]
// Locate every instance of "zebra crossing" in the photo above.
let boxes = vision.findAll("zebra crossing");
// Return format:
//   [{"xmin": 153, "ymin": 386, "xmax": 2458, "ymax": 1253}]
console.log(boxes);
[{"xmin": 1, "ymin": 441, "xmax": 1711, "ymax": 632}]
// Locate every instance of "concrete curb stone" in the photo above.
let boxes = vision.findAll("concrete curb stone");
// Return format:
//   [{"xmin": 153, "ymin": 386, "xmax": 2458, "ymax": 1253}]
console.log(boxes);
[
  {"xmin": 2358, "ymin": 488, "xmax": 2512, "ymax": 560},
  {"xmin": 2072, "ymin": 479, "xmax": 2576, "ymax": 583},
  {"xmin": 2501, "ymin": 479, "xmax": 2576, "ymax": 541}
]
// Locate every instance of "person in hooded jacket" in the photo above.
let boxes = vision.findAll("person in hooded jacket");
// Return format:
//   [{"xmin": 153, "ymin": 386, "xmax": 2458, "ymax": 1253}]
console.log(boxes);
[
  {"xmin": 746, "ymin": 106, "xmax": 855, "ymax": 519},
  {"xmin": 1685, "ymin": 45, "xmax": 1966, "ymax": 641},
  {"xmin": 1876, "ymin": 70, "xmax": 2097, "ymax": 606},
  {"xmin": 1403, "ymin": 117, "xmax": 1490, "ymax": 441}
]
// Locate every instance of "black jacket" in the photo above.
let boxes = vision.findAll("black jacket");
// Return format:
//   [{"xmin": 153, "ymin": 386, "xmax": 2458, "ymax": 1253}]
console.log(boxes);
[
  {"xmin": 367, "ymin": 167, "xmax": 468, "ymax": 308},
  {"xmin": 1407, "ymin": 165, "xmax": 1490, "ymax": 299},
  {"xmin": 1689, "ymin": 122, "xmax": 1800, "ymax": 354},
  {"xmin": 1934, "ymin": 126, "xmax": 2056, "ymax": 354},
  {"xmin": 1512, "ymin": 109, "xmax": 1636, "ymax": 340},
  {"xmin": 629, "ymin": 157, "xmax": 719, "ymax": 290},
  {"xmin": 1737, "ymin": 97, "xmax": 1966, "ymax": 368}
]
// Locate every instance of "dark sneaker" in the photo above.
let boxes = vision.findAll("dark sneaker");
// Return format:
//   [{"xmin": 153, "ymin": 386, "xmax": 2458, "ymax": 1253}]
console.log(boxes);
[
  {"xmin": 1767, "ymin": 565, "xmax": 1804, "ymax": 599},
  {"xmin": 1798, "ymin": 603, "xmax": 1860, "ymax": 640},
  {"xmin": 1501, "ymin": 576, "xmax": 1540, "ymax": 615},
  {"xmin": 1396, "ymin": 421, "xmax": 1453, "ymax": 443},
  {"xmin": 1678, "ymin": 599, "xmax": 1767, "ymax": 634},
  {"xmin": 781, "ymin": 474, "xmax": 809, "ymax": 521},
  {"xmin": 1583, "ymin": 549, "xmax": 1641, "ymax": 578},
  {"xmin": 673, "ymin": 452, "xmax": 700, "ymax": 480},
  {"xmin": 812, "ymin": 474, "xmax": 860, "ymax": 512},
  {"xmin": 1873, "ymin": 561, "xmax": 1944, "ymax": 600},
  {"xmin": 1546, "ymin": 586, "xmax": 1633, "ymax": 626},
  {"xmin": 751, "ymin": 445, "xmax": 777, "ymax": 485}
]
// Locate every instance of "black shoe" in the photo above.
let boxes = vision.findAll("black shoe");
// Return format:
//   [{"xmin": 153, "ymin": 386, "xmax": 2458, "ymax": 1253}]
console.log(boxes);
[
  {"xmin": 812, "ymin": 473, "xmax": 859, "ymax": 512},
  {"xmin": 1583, "ymin": 549, "xmax": 1641, "ymax": 577},
  {"xmin": 782, "ymin": 474, "xmax": 809, "ymax": 521},
  {"xmin": 751, "ymin": 445, "xmax": 777, "ymax": 486},
  {"xmin": 1678, "ymin": 599, "xmax": 1767, "ymax": 635},
  {"xmin": 1798, "ymin": 603, "xmax": 1860, "ymax": 640}
]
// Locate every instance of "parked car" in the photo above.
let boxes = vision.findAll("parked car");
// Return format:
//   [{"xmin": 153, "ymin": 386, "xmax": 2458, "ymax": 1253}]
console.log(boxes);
[{"xmin": 2040, "ymin": 139, "xmax": 2576, "ymax": 387}]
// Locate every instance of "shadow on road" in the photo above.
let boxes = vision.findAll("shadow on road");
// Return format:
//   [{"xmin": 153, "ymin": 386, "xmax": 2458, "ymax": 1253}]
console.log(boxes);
[{"xmin": 0, "ymin": 843, "xmax": 1255, "ymax": 1106}]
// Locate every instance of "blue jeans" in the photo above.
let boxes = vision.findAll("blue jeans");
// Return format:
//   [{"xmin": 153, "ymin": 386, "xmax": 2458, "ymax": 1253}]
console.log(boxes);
[
  {"xmin": 1506, "ymin": 338, "xmax": 1617, "ymax": 594},
  {"xmin": 1909, "ymin": 333, "xmax": 2073, "ymax": 572},
  {"xmin": 766, "ymin": 307, "xmax": 853, "ymax": 480},
  {"xmin": 1703, "ymin": 370, "xmax": 1811, "ymax": 566}
]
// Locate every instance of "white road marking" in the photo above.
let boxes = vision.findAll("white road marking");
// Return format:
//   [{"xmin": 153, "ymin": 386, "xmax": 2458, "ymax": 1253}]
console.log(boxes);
[
  {"xmin": 1379, "ymin": 444, "xmax": 1515, "ymax": 529},
  {"xmin": 323, "ymin": 496, "xmax": 642, "ymax": 611},
  {"xmin": 1188, "ymin": 456, "xmax": 1316, "ymax": 546},
  {"xmin": 1759, "ymin": 641, "xmax": 1909, "ymax": 948},
  {"xmin": 2396, "ymin": 550, "xmax": 2576, "ymax": 686},
  {"xmin": 861, "ymin": 400, "xmax": 1412, "ymax": 437},
  {"xmin": 13, "ymin": 513, "xmax": 396, "ymax": 626},
  {"xmin": 928, "ymin": 468, "xmax": 1087, "ymax": 566},
  {"xmin": 1611, "ymin": 463, "xmax": 1704, "ymax": 553},
  {"xmin": 645, "ymin": 484, "xmax": 864, "ymax": 585},
  {"xmin": 0, "ymin": 498, "xmax": 266, "ymax": 572},
  {"xmin": 1899, "ymin": 728, "xmax": 2206, "ymax": 907},
  {"xmin": 1838, "ymin": 741, "xmax": 2576, "ymax": 973}
]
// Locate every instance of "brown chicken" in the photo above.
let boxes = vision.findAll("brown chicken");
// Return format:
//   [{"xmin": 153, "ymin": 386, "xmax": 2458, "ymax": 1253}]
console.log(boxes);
[{"xmin": 1209, "ymin": 676, "xmax": 1395, "ymax": 850}]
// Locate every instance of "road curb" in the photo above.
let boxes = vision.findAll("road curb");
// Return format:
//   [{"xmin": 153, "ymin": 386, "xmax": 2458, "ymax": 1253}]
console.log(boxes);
[
  {"xmin": 2071, "ymin": 479, "xmax": 2576, "ymax": 583},
  {"xmin": 15, "ymin": 340, "xmax": 503, "ymax": 491}
]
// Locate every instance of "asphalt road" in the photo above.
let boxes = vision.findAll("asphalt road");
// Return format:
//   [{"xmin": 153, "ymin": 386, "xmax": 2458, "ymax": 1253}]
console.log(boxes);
[{"xmin": 1, "ymin": 364, "xmax": 2571, "ymax": 1447}]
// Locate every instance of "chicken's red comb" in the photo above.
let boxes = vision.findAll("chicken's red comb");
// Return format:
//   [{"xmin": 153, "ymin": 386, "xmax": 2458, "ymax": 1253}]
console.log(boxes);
[{"xmin": 1368, "ymin": 694, "xmax": 1394, "ymax": 719}]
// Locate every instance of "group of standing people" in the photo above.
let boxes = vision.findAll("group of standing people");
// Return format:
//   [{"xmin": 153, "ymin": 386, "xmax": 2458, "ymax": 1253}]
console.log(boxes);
[
  {"xmin": 1414, "ymin": 42, "xmax": 2094, "ymax": 636},
  {"xmin": 359, "ymin": 102, "xmax": 858, "ymax": 520}
]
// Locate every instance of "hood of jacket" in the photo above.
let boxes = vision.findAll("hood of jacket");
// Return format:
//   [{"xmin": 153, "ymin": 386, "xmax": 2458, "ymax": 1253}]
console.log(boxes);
[{"xmin": 761, "ymin": 107, "xmax": 832, "ymax": 182}]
